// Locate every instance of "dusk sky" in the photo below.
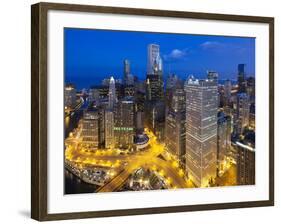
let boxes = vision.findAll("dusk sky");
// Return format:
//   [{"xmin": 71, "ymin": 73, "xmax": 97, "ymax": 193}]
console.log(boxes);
[{"xmin": 65, "ymin": 28, "xmax": 255, "ymax": 90}]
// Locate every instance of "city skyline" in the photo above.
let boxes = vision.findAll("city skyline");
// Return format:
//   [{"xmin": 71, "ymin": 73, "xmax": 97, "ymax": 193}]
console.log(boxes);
[
  {"xmin": 65, "ymin": 28, "xmax": 255, "ymax": 90},
  {"xmin": 64, "ymin": 30, "xmax": 255, "ymax": 194}
]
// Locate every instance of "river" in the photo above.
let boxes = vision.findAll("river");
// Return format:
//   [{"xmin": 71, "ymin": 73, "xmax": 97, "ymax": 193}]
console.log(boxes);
[{"xmin": 64, "ymin": 99, "xmax": 99, "ymax": 194}]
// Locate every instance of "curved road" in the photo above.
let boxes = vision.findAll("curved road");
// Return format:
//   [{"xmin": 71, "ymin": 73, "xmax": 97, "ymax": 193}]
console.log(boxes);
[{"xmin": 65, "ymin": 129, "xmax": 195, "ymax": 192}]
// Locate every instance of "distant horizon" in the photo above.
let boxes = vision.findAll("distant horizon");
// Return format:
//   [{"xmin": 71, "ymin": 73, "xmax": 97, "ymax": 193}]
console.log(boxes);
[
  {"xmin": 65, "ymin": 28, "xmax": 255, "ymax": 90},
  {"xmin": 65, "ymin": 73, "xmax": 245, "ymax": 91}
]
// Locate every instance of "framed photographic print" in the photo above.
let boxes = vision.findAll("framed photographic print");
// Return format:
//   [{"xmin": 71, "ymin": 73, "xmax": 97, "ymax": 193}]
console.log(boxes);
[{"xmin": 31, "ymin": 2, "xmax": 274, "ymax": 221}]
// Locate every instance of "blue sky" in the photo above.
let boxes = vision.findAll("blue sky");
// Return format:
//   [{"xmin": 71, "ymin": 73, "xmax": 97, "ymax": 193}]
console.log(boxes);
[{"xmin": 64, "ymin": 28, "xmax": 255, "ymax": 90}]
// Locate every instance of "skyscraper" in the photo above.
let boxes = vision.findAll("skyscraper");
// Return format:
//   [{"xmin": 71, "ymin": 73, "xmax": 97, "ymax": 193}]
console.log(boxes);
[
  {"xmin": 171, "ymin": 88, "xmax": 186, "ymax": 113},
  {"xmin": 165, "ymin": 88, "xmax": 186, "ymax": 166},
  {"xmin": 224, "ymin": 79, "xmax": 232, "ymax": 106},
  {"xmin": 65, "ymin": 84, "xmax": 76, "ymax": 109},
  {"xmin": 135, "ymin": 90, "xmax": 145, "ymax": 112},
  {"xmin": 185, "ymin": 76, "xmax": 218, "ymax": 187},
  {"xmin": 147, "ymin": 44, "xmax": 160, "ymax": 75},
  {"xmin": 234, "ymin": 93, "xmax": 250, "ymax": 135},
  {"xmin": 105, "ymin": 109, "xmax": 115, "ymax": 149},
  {"xmin": 166, "ymin": 74, "xmax": 180, "ymax": 109},
  {"xmin": 123, "ymin": 59, "xmax": 134, "ymax": 85},
  {"xmin": 145, "ymin": 44, "xmax": 165, "ymax": 140},
  {"xmin": 135, "ymin": 90, "xmax": 146, "ymax": 135},
  {"xmin": 217, "ymin": 111, "xmax": 231, "ymax": 175},
  {"xmin": 249, "ymin": 103, "xmax": 255, "ymax": 129},
  {"xmin": 146, "ymin": 44, "xmax": 164, "ymax": 101},
  {"xmin": 81, "ymin": 109, "xmax": 99, "ymax": 150},
  {"xmin": 236, "ymin": 141, "xmax": 255, "ymax": 185},
  {"xmin": 97, "ymin": 102, "xmax": 108, "ymax": 148},
  {"xmin": 237, "ymin": 64, "xmax": 247, "ymax": 93},
  {"xmin": 146, "ymin": 74, "xmax": 164, "ymax": 101},
  {"xmin": 145, "ymin": 100, "xmax": 166, "ymax": 142},
  {"xmin": 114, "ymin": 96, "xmax": 135, "ymax": 149},
  {"xmin": 246, "ymin": 76, "xmax": 255, "ymax": 103},
  {"xmin": 108, "ymin": 76, "xmax": 116, "ymax": 109},
  {"xmin": 124, "ymin": 59, "xmax": 130, "ymax": 81},
  {"xmin": 146, "ymin": 79, "xmax": 152, "ymax": 101}
]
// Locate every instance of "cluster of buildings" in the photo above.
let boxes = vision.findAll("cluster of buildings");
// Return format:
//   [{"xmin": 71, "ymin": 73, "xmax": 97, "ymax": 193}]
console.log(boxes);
[{"xmin": 65, "ymin": 43, "xmax": 256, "ymax": 188}]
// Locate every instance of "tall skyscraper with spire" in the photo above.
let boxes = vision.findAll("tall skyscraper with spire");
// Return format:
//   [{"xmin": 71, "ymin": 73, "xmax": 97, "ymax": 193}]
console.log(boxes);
[{"xmin": 108, "ymin": 76, "xmax": 116, "ymax": 109}]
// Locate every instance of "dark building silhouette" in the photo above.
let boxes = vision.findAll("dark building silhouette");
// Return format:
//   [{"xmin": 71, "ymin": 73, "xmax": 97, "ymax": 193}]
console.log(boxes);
[
  {"xmin": 235, "ymin": 141, "xmax": 255, "ymax": 185},
  {"xmin": 237, "ymin": 64, "xmax": 247, "ymax": 93}
]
